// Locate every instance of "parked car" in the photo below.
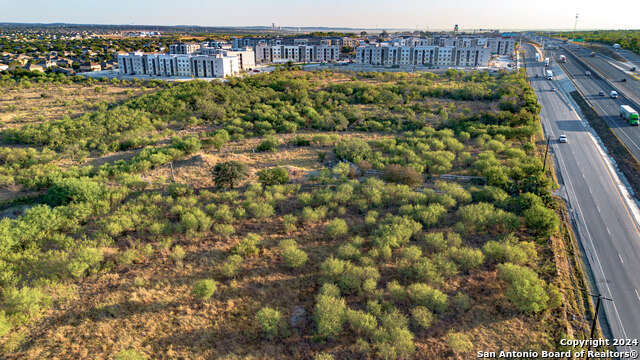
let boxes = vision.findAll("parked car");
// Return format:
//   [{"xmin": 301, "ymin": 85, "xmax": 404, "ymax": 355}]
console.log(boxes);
[
  {"xmin": 558, "ymin": 135, "xmax": 567, "ymax": 143},
  {"xmin": 599, "ymin": 91, "xmax": 606, "ymax": 96}
]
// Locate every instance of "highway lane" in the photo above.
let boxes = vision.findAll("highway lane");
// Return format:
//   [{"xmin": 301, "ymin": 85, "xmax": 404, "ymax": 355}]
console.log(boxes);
[
  {"xmin": 525, "ymin": 43, "xmax": 640, "ymax": 352},
  {"xmin": 544, "ymin": 47, "xmax": 640, "ymax": 162},
  {"xmin": 560, "ymin": 43, "xmax": 640, "ymax": 108}
]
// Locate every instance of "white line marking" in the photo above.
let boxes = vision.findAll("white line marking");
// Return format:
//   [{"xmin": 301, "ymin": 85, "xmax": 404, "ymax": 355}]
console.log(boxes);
[
  {"xmin": 619, "ymin": 253, "xmax": 624, "ymax": 263},
  {"xmin": 636, "ymin": 289, "xmax": 640, "ymax": 301}
]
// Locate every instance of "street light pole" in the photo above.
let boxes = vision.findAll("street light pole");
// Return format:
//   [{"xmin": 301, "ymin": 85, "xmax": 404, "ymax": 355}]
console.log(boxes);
[{"xmin": 587, "ymin": 293, "xmax": 613, "ymax": 360}]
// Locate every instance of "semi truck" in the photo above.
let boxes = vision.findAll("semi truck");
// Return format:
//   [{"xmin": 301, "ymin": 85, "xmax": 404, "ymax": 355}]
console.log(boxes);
[
  {"xmin": 546, "ymin": 70, "xmax": 553, "ymax": 80},
  {"xmin": 620, "ymin": 105, "xmax": 639, "ymax": 125},
  {"xmin": 544, "ymin": 57, "xmax": 550, "ymax": 66},
  {"xmin": 559, "ymin": 55, "xmax": 566, "ymax": 63}
]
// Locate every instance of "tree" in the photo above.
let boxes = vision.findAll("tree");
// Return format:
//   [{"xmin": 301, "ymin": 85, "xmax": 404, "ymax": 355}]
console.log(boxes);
[
  {"xmin": 212, "ymin": 161, "xmax": 248, "ymax": 189},
  {"xmin": 334, "ymin": 138, "xmax": 371, "ymax": 163},
  {"xmin": 258, "ymin": 167, "xmax": 289, "ymax": 186},
  {"xmin": 383, "ymin": 164, "xmax": 423, "ymax": 186},
  {"xmin": 497, "ymin": 263, "xmax": 549, "ymax": 315}
]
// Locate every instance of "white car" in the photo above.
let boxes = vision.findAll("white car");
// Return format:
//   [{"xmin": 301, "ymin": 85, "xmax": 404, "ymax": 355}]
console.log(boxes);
[{"xmin": 558, "ymin": 135, "xmax": 567, "ymax": 143}]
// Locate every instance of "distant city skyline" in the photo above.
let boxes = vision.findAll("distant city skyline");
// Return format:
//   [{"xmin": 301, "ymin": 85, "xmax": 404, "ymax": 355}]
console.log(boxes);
[{"xmin": 1, "ymin": 0, "xmax": 638, "ymax": 30}]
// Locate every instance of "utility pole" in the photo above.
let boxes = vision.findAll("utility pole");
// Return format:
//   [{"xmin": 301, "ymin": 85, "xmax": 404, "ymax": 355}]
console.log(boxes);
[
  {"xmin": 542, "ymin": 137, "xmax": 551, "ymax": 172},
  {"xmin": 588, "ymin": 293, "xmax": 612, "ymax": 359}
]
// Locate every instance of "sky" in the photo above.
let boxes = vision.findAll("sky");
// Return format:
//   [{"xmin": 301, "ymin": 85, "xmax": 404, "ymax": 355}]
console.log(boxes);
[{"xmin": 1, "ymin": 0, "xmax": 638, "ymax": 30}]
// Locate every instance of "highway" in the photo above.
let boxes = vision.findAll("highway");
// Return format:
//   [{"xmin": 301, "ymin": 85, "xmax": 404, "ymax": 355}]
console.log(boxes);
[
  {"xmin": 525, "ymin": 43, "xmax": 640, "ymax": 352},
  {"xmin": 543, "ymin": 46, "xmax": 640, "ymax": 162},
  {"xmin": 559, "ymin": 43, "xmax": 640, "ymax": 108}
]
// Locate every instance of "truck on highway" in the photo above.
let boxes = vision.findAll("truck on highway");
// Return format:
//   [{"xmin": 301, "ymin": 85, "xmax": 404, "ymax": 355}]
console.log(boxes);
[
  {"xmin": 559, "ymin": 55, "xmax": 566, "ymax": 63},
  {"xmin": 546, "ymin": 70, "xmax": 553, "ymax": 80},
  {"xmin": 544, "ymin": 57, "xmax": 550, "ymax": 66},
  {"xmin": 610, "ymin": 90, "xmax": 618, "ymax": 98},
  {"xmin": 620, "ymin": 105, "xmax": 639, "ymax": 125}
]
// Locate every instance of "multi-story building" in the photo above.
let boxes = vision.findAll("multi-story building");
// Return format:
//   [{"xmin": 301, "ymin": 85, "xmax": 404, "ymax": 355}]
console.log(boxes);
[
  {"xmin": 118, "ymin": 52, "xmax": 239, "ymax": 78},
  {"xmin": 487, "ymin": 38, "xmax": 515, "ymax": 55},
  {"xmin": 254, "ymin": 44, "xmax": 339, "ymax": 64},
  {"xmin": 169, "ymin": 43, "xmax": 201, "ymax": 55},
  {"xmin": 200, "ymin": 47, "xmax": 256, "ymax": 70},
  {"xmin": 356, "ymin": 43, "xmax": 490, "ymax": 67}
]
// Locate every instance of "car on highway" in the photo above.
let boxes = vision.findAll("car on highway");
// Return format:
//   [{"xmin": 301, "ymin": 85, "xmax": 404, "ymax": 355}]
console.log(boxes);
[
  {"xmin": 599, "ymin": 91, "xmax": 606, "ymax": 96},
  {"xmin": 621, "ymin": 78, "xmax": 627, "ymax": 82},
  {"xmin": 558, "ymin": 135, "xmax": 567, "ymax": 143},
  {"xmin": 585, "ymin": 71, "xmax": 591, "ymax": 76},
  {"xmin": 632, "ymin": 67, "xmax": 637, "ymax": 71},
  {"xmin": 611, "ymin": 91, "xmax": 618, "ymax": 98},
  {"xmin": 550, "ymin": 87, "xmax": 556, "ymax": 91}
]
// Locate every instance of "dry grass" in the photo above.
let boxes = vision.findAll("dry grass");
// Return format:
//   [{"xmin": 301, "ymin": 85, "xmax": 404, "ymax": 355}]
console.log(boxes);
[{"xmin": 0, "ymin": 83, "xmax": 153, "ymax": 128}]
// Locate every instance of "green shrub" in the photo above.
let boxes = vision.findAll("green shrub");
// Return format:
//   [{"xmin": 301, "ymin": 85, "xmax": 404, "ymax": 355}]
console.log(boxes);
[
  {"xmin": 318, "ymin": 283, "xmax": 341, "ymax": 298},
  {"xmin": 192, "ymin": 279, "xmax": 217, "ymax": 300},
  {"xmin": 117, "ymin": 249, "xmax": 138, "ymax": 266},
  {"xmin": 301, "ymin": 206, "xmax": 327, "ymax": 224},
  {"xmin": 258, "ymin": 167, "xmax": 290, "ymax": 186},
  {"xmin": 256, "ymin": 307, "xmax": 281, "ymax": 337},
  {"xmin": 497, "ymin": 263, "xmax": 549, "ymax": 315},
  {"xmin": 314, "ymin": 353, "xmax": 335, "ymax": 360},
  {"xmin": 282, "ymin": 246, "xmax": 308, "ymax": 268},
  {"xmin": 411, "ymin": 306, "xmax": 434, "ymax": 330},
  {"xmin": 170, "ymin": 136, "xmax": 201, "ymax": 154},
  {"xmin": 66, "ymin": 247, "xmax": 104, "ymax": 278},
  {"xmin": 114, "ymin": 349, "xmax": 147, "ymax": 360},
  {"xmin": 314, "ymin": 294, "xmax": 347, "ymax": 339},
  {"xmin": 3, "ymin": 286, "xmax": 48, "ymax": 322},
  {"xmin": 334, "ymin": 138, "xmax": 371, "ymax": 163},
  {"xmin": 214, "ymin": 223, "xmax": 236, "ymax": 237},
  {"xmin": 448, "ymin": 247, "xmax": 485, "ymax": 272},
  {"xmin": 0, "ymin": 311, "xmax": 12, "ymax": 336},
  {"xmin": 213, "ymin": 205, "xmax": 234, "ymax": 222},
  {"xmin": 282, "ymin": 214, "xmax": 298, "ymax": 233},
  {"xmin": 345, "ymin": 308, "xmax": 377, "ymax": 335},
  {"xmin": 325, "ymin": 218, "xmax": 348, "ymax": 238},
  {"xmin": 387, "ymin": 280, "xmax": 406, "ymax": 302},
  {"xmin": 407, "ymin": 283, "xmax": 448, "ymax": 313},
  {"xmin": 246, "ymin": 201, "xmax": 274, "ymax": 219},
  {"xmin": 446, "ymin": 331, "xmax": 473, "ymax": 355},
  {"xmin": 221, "ymin": 254, "xmax": 243, "ymax": 277},
  {"xmin": 337, "ymin": 243, "xmax": 361, "ymax": 260},
  {"xmin": 256, "ymin": 136, "xmax": 280, "ymax": 152},
  {"xmin": 45, "ymin": 177, "xmax": 105, "ymax": 206},
  {"xmin": 170, "ymin": 245, "xmax": 186, "ymax": 263},
  {"xmin": 373, "ymin": 309, "xmax": 415, "ymax": 360},
  {"xmin": 383, "ymin": 164, "xmax": 423, "ymax": 186},
  {"xmin": 451, "ymin": 292, "xmax": 471, "ymax": 313},
  {"xmin": 320, "ymin": 256, "xmax": 347, "ymax": 283},
  {"xmin": 232, "ymin": 233, "xmax": 261, "ymax": 257},
  {"xmin": 524, "ymin": 205, "xmax": 558, "ymax": 237},
  {"xmin": 212, "ymin": 161, "xmax": 248, "ymax": 189}
]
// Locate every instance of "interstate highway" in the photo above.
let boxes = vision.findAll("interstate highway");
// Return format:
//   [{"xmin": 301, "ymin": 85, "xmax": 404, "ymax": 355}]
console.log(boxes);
[
  {"xmin": 525, "ymin": 43, "xmax": 640, "ymax": 352},
  {"xmin": 544, "ymin": 46, "xmax": 640, "ymax": 162}
]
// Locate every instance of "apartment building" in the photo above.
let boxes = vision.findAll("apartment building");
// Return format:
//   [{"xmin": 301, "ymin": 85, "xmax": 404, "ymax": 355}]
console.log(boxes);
[
  {"xmin": 200, "ymin": 47, "xmax": 256, "ymax": 70},
  {"xmin": 254, "ymin": 43, "xmax": 339, "ymax": 64},
  {"xmin": 356, "ymin": 43, "xmax": 490, "ymax": 67},
  {"xmin": 487, "ymin": 38, "xmax": 515, "ymax": 55},
  {"xmin": 118, "ymin": 52, "xmax": 239, "ymax": 78},
  {"xmin": 169, "ymin": 43, "xmax": 201, "ymax": 55}
]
